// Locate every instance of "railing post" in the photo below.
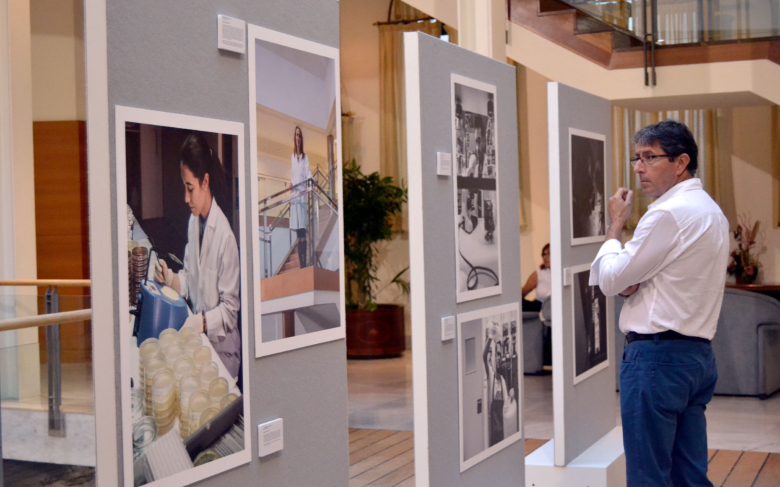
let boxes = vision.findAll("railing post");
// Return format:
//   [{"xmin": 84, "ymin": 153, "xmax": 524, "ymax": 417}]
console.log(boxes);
[
  {"xmin": 46, "ymin": 286, "xmax": 65, "ymax": 437},
  {"xmin": 263, "ymin": 210, "xmax": 269, "ymax": 278}
]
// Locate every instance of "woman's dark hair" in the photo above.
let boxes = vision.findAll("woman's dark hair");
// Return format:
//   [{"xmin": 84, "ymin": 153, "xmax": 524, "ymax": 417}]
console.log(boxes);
[
  {"xmin": 632, "ymin": 120, "xmax": 698, "ymax": 176},
  {"xmin": 456, "ymin": 102, "xmax": 463, "ymax": 120},
  {"xmin": 179, "ymin": 133, "xmax": 231, "ymax": 214},
  {"xmin": 487, "ymin": 99, "xmax": 494, "ymax": 117},
  {"xmin": 294, "ymin": 126, "xmax": 305, "ymax": 158},
  {"xmin": 540, "ymin": 243, "xmax": 550, "ymax": 269}
]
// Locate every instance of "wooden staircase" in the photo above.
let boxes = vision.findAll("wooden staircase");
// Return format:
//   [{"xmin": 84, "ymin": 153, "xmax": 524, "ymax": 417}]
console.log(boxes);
[{"xmin": 510, "ymin": 0, "xmax": 780, "ymax": 69}]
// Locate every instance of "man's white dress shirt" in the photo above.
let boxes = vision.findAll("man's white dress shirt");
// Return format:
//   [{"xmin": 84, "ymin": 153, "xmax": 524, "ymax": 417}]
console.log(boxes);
[{"xmin": 590, "ymin": 178, "xmax": 730, "ymax": 340}]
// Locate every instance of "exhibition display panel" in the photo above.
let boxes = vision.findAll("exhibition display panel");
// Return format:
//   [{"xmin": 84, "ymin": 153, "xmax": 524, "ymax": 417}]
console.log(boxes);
[
  {"xmin": 405, "ymin": 32, "xmax": 524, "ymax": 487},
  {"xmin": 545, "ymin": 81, "xmax": 620, "ymax": 470}
]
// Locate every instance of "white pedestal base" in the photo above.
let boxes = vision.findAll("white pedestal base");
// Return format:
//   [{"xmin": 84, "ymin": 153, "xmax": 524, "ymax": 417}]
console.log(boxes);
[{"xmin": 525, "ymin": 427, "xmax": 626, "ymax": 487}]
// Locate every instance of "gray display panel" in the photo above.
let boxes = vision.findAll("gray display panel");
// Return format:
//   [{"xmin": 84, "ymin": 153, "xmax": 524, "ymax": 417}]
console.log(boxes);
[
  {"xmin": 102, "ymin": 2, "xmax": 348, "ymax": 485},
  {"xmin": 405, "ymin": 32, "xmax": 523, "ymax": 487},
  {"xmin": 547, "ymin": 81, "xmax": 617, "ymax": 466}
]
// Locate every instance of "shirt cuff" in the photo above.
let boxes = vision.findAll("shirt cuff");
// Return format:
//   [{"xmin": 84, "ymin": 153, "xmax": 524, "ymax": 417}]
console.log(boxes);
[
  {"xmin": 589, "ymin": 239, "xmax": 623, "ymax": 286},
  {"xmin": 204, "ymin": 308, "xmax": 225, "ymax": 340},
  {"xmin": 177, "ymin": 270, "xmax": 188, "ymax": 299}
]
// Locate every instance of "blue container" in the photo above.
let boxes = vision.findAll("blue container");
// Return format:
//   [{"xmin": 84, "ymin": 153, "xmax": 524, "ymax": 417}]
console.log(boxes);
[{"xmin": 135, "ymin": 280, "xmax": 189, "ymax": 343}]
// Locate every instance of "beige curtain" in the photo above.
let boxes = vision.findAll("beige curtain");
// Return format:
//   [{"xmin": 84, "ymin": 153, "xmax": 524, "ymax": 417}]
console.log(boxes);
[
  {"xmin": 612, "ymin": 107, "xmax": 722, "ymax": 229},
  {"xmin": 510, "ymin": 60, "xmax": 528, "ymax": 229},
  {"xmin": 379, "ymin": 2, "xmax": 442, "ymax": 230}
]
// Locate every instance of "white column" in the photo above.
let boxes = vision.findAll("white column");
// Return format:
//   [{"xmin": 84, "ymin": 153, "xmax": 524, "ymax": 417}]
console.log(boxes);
[{"xmin": 458, "ymin": 0, "xmax": 506, "ymax": 61}]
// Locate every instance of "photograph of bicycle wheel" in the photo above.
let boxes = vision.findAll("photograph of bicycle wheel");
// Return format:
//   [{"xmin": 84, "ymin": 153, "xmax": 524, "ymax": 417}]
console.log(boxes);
[{"xmin": 451, "ymin": 74, "xmax": 502, "ymax": 303}]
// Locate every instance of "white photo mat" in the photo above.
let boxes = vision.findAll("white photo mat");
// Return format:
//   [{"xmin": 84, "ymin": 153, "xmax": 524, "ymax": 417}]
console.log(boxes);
[
  {"xmin": 451, "ymin": 74, "xmax": 502, "ymax": 303},
  {"xmin": 568, "ymin": 128, "xmax": 607, "ymax": 247},
  {"xmin": 115, "ymin": 106, "xmax": 251, "ymax": 487},
  {"xmin": 248, "ymin": 24, "xmax": 346, "ymax": 357},
  {"xmin": 569, "ymin": 263, "xmax": 612, "ymax": 385},
  {"xmin": 457, "ymin": 302, "xmax": 523, "ymax": 472}
]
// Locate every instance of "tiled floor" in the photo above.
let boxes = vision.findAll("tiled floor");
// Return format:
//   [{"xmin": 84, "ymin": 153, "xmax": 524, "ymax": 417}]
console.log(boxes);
[{"xmin": 347, "ymin": 352, "xmax": 780, "ymax": 453}]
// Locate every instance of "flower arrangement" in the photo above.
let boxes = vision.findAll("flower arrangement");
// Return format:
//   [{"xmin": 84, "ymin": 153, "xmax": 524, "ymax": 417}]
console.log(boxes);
[{"xmin": 727, "ymin": 214, "xmax": 765, "ymax": 284}]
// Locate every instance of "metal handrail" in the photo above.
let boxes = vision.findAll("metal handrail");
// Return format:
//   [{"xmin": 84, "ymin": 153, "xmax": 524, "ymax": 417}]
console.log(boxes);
[
  {"xmin": 258, "ymin": 178, "xmax": 336, "ymax": 213},
  {"xmin": 0, "ymin": 309, "xmax": 92, "ymax": 332},
  {"xmin": 0, "ymin": 279, "xmax": 91, "ymax": 287}
]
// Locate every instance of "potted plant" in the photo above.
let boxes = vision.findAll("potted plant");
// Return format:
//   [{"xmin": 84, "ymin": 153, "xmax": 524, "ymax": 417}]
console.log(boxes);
[
  {"xmin": 343, "ymin": 159, "xmax": 408, "ymax": 358},
  {"xmin": 727, "ymin": 214, "xmax": 765, "ymax": 285}
]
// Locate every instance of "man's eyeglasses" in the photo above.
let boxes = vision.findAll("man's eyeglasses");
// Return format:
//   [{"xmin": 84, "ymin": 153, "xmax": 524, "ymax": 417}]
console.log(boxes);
[{"xmin": 630, "ymin": 154, "xmax": 674, "ymax": 168}]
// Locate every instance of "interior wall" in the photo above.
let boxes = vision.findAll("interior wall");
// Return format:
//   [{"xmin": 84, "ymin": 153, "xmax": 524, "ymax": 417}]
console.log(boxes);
[
  {"xmin": 517, "ymin": 64, "xmax": 551, "ymax": 299},
  {"xmin": 30, "ymin": 0, "xmax": 85, "ymax": 121},
  {"xmin": 725, "ymin": 105, "xmax": 780, "ymax": 283}
]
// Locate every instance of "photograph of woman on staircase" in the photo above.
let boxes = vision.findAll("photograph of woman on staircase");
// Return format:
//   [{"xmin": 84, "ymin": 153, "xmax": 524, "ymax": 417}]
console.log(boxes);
[{"xmin": 251, "ymin": 27, "xmax": 345, "ymax": 356}]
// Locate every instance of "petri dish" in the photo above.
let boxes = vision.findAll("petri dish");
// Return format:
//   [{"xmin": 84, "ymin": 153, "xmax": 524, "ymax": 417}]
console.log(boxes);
[
  {"xmin": 172, "ymin": 355, "xmax": 193, "ymax": 380},
  {"xmin": 158, "ymin": 328, "xmax": 179, "ymax": 348},
  {"xmin": 139, "ymin": 338, "xmax": 160, "ymax": 362},
  {"xmin": 178, "ymin": 325, "xmax": 195, "ymax": 342},
  {"xmin": 208, "ymin": 377, "xmax": 229, "ymax": 407},
  {"xmin": 192, "ymin": 346, "xmax": 212, "ymax": 370},
  {"xmin": 185, "ymin": 335, "xmax": 202, "ymax": 355},
  {"xmin": 219, "ymin": 393, "xmax": 239, "ymax": 410},
  {"xmin": 164, "ymin": 342, "xmax": 186, "ymax": 367},
  {"xmin": 199, "ymin": 407, "xmax": 219, "ymax": 428},
  {"xmin": 189, "ymin": 389, "xmax": 210, "ymax": 429},
  {"xmin": 199, "ymin": 360, "xmax": 219, "ymax": 388}
]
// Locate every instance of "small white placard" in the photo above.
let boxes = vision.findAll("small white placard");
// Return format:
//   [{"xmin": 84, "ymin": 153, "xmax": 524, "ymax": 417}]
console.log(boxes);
[
  {"xmin": 437, "ymin": 152, "xmax": 452, "ymax": 177},
  {"xmin": 218, "ymin": 15, "xmax": 246, "ymax": 54},
  {"xmin": 563, "ymin": 267, "xmax": 572, "ymax": 287},
  {"xmin": 258, "ymin": 418, "xmax": 283, "ymax": 457},
  {"xmin": 441, "ymin": 316, "xmax": 455, "ymax": 341}
]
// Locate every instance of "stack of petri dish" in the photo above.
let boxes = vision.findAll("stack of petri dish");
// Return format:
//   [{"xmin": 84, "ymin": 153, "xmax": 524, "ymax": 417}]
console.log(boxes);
[
  {"xmin": 208, "ymin": 377, "xmax": 229, "ymax": 409},
  {"xmin": 188, "ymin": 389, "xmax": 210, "ymax": 433},
  {"xmin": 164, "ymin": 341, "xmax": 186, "ymax": 368},
  {"xmin": 192, "ymin": 346, "xmax": 212, "ymax": 373},
  {"xmin": 199, "ymin": 360, "xmax": 219, "ymax": 389},
  {"xmin": 178, "ymin": 372, "xmax": 200, "ymax": 439},
  {"xmin": 178, "ymin": 325, "xmax": 195, "ymax": 343},
  {"xmin": 138, "ymin": 338, "xmax": 160, "ymax": 391},
  {"xmin": 184, "ymin": 335, "xmax": 202, "ymax": 357},
  {"xmin": 158, "ymin": 328, "xmax": 179, "ymax": 350},
  {"xmin": 133, "ymin": 416, "xmax": 157, "ymax": 461},
  {"xmin": 151, "ymin": 368, "xmax": 177, "ymax": 436},
  {"xmin": 143, "ymin": 354, "xmax": 167, "ymax": 416}
]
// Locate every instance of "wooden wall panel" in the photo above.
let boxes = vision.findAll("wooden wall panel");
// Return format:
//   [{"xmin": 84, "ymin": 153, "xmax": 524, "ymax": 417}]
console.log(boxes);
[{"xmin": 33, "ymin": 121, "xmax": 91, "ymax": 363}]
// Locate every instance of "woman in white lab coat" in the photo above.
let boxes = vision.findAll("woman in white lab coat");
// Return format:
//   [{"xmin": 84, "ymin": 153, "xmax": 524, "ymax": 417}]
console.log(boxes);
[
  {"xmin": 155, "ymin": 134, "xmax": 241, "ymax": 379},
  {"xmin": 290, "ymin": 126, "xmax": 313, "ymax": 268}
]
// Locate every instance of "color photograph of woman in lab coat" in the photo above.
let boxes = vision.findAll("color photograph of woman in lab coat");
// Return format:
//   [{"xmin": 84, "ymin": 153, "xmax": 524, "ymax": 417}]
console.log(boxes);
[
  {"xmin": 123, "ymin": 115, "xmax": 247, "ymax": 485},
  {"xmin": 253, "ymin": 33, "xmax": 343, "ymax": 355}
]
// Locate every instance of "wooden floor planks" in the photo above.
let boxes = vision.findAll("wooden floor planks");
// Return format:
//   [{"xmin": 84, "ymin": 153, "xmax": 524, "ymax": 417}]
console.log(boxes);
[{"xmin": 349, "ymin": 429, "xmax": 780, "ymax": 487}]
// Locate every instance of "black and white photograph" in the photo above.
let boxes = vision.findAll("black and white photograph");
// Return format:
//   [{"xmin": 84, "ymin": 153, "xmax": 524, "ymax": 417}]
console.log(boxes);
[
  {"xmin": 572, "ymin": 265, "xmax": 609, "ymax": 384},
  {"xmin": 451, "ymin": 74, "xmax": 502, "ymax": 303},
  {"xmin": 457, "ymin": 303, "xmax": 522, "ymax": 472},
  {"xmin": 249, "ymin": 25, "xmax": 345, "ymax": 357},
  {"xmin": 569, "ymin": 128, "xmax": 607, "ymax": 246},
  {"xmin": 115, "ymin": 107, "xmax": 251, "ymax": 487}
]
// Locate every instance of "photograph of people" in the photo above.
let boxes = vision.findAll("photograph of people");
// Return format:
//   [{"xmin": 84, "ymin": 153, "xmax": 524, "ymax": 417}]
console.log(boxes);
[
  {"xmin": 154, "ymin": 134, "xmax": 241, "ymax": 378},
  {"xmin": 570, "ymin": 130, "xmax": 607, "ymax": 245},
  {"xmin": 452, "ymin": 76, "xmax": 502, "ymax": 303},
  {"xmin": 573, "ymin": 268, "xmax": 608, "ymax": 382},
  {"xmin": 458, "ymin": 304, "xmax": 522, "ymax": 472},
  {"xmin": 120, "ymin": 110, "xmax": 248, "ymax": 486},
  {"xmin": 252, "ymin": 30, "xmax": 343, "ymax": 355}
]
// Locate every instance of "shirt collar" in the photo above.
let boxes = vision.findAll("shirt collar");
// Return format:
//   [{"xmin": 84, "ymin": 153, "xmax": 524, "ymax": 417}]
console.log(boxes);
[{"xmin": 648, "ymin": 178, "xmax": 702, "ymax": 209}]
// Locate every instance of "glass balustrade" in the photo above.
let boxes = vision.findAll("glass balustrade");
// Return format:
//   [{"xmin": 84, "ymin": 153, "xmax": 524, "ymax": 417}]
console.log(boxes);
[
  {"xmin": 549, "ymin": 0, "xmax": 780, "ymax": 45},
  {"xmin": 0, "ymin": 293, "xmax": 95, "ymax": 485}
]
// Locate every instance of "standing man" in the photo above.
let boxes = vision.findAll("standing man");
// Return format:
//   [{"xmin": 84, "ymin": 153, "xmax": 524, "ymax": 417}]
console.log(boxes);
[{"xmin": 589, "ymin": 120, "xmax": 729, "ymax": 486}]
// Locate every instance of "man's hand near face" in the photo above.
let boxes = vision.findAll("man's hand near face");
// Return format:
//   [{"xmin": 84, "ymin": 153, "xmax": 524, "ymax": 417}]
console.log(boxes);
[{"xmin": 606, "ymin": 188, "xmax": 633, "ymax": 242}]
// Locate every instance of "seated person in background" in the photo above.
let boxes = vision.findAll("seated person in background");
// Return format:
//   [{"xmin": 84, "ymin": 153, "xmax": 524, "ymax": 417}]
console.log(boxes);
[{"xmin": 521, "ymin": 243, "xmax": 551, "ymax": 312}]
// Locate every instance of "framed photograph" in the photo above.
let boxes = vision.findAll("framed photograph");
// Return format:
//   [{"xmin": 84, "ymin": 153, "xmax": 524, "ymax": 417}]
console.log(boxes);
[
  {"xmin": 248, "ymin": 25, "xmax": 345, "ymax": 357},
  {"xmin": 569, "ymin": 128, "xmax": 607, "ymax": 246},
  {"xmin": 570, "ymin": 264, "xmax": 611, "ymax": 385},
  {"xmin": 451, "ymin": 74, "xmax": 502, "ymax": 303},
  {"xmin": 115, "ymin": 106, "xmax": 251, "ymax": 486},
  {"xmin": 457, "ymin": 302, "xmax": 522, "ymax": 472}
]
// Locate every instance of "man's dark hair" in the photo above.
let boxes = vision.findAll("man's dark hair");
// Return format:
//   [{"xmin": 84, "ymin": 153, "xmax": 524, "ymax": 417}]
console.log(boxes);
[{"xmin": 632, "ymin": 120, "xmax": 698, "ymax": 176}]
